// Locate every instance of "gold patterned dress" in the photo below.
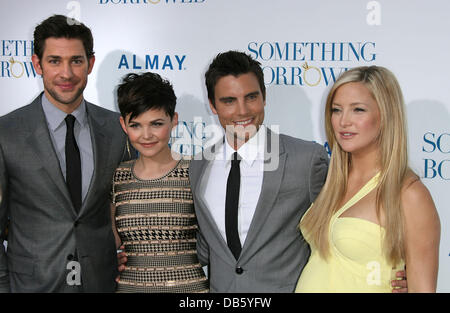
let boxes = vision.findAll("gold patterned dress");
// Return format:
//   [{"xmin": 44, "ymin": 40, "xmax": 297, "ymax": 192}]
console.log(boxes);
[{"xmin": 112, "ymin": 159, "xmax": 209, "ymax": 293}]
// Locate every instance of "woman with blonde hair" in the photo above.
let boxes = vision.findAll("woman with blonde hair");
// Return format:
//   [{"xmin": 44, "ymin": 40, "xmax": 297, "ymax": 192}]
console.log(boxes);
[{"xmin": 295, "ymin": 66, "xmax": 440, "ymax": 292}]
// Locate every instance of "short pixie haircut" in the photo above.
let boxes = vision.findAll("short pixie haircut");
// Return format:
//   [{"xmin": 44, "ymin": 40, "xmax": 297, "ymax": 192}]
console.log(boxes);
[
  {"xmin": 205, "ymin": 50, "xmax": 266, "ymax": 107},
  {"xmin": 117, "ymin": 72, "xmax": 177, "ymax": 121}
]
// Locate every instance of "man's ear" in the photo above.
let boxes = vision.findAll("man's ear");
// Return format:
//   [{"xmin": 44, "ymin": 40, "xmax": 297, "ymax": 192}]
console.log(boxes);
[
  {"xmin": 87, "ymin": 55, "xmax": 95, "ymax": 74},
  {"xmin": 31, "ymin": 54, "xmax": 43, "ymax": 75},
  {"xmin": 209, "ymin": 100, "xmax": 218, "ymax": 115}
]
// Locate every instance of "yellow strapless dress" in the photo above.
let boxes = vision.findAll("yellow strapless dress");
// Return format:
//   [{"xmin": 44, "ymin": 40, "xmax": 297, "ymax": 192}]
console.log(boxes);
[{"xmin": 295, "ymin": 173, "xmax": 405, "ymax": 293}]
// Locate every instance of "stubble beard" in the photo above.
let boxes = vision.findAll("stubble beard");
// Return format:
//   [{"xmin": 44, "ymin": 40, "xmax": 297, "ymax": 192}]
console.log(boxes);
[{"xmin": 45, "ymin": 78, "xmax": 87, "ymax": 109}]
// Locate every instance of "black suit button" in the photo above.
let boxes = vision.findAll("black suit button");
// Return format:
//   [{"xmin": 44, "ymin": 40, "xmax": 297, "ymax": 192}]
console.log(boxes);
[
  {"xmin": 74, "ymin": 221, "xmax": 79, "ymax": 227},
  {"xmin": 235, "ymin": 267, "xmax": 244, "ymax": 274},
  {"xmin": 67, "ymin": 254, "xmax": 74, "ymax": 261}
]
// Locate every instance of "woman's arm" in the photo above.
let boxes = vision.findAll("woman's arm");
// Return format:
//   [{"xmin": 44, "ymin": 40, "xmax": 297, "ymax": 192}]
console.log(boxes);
[{"xmin": 402, "ymin": 179, "xmax": 440, "ymax": 292}]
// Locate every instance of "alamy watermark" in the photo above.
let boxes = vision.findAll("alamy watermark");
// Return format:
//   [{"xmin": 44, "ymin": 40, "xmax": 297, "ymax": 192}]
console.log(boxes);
[{"xmin": 171, "ymin": 116, "xmax": 281, "ymax": 172}]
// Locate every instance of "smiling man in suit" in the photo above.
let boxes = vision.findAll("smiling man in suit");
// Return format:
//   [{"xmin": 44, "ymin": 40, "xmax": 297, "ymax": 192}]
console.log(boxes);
[
  {"xmin": 189, "ymin": 50, "xmax": 329, "ymax": 292},
  {"xmin": 0, "ymin": 15, "xmax": 130, "ymax": 292}
]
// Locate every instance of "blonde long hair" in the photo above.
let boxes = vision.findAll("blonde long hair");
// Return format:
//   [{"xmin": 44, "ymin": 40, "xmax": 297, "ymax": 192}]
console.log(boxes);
[{"xmin": 300, "ymin": 66, "xmax": 411, "ymax": 266}]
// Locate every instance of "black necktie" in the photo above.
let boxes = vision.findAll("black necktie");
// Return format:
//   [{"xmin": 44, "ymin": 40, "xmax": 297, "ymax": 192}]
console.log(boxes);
[
  {"xmin": 65, "ymin": 114, "xmax": 82, "ymax": 212},
  {"xmin": 225, "ymin": 152, "xmax": 242, "ymax": 260}
]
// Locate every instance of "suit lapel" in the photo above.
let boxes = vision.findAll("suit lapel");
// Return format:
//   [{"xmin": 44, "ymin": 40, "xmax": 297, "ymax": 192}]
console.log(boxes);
[
  {"xmin": 25, "ymin": 96, "xmax": 74, "ymax": 212},
  {"xmin": 195, "ymin": 131, "xmax": 287, "ymax": 262},
  {"xmin": 80, "ymin": 103, "xmax": 111, "ymax": 215},
  {"xmin": 193, "ymin": 139, "xmax": 236, "ymax": 260},
  {"xmin": 240, "ymin": 129, "xmax": 286, "ymax": 260}
]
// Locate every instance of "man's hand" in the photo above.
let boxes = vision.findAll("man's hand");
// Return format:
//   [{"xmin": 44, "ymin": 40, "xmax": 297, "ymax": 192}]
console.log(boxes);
[
  {"xmin": 391, "ymin": 270, "xmax": 408, "ymax": 293},
  {"xmin": 116, "ymin": 245, "xmax": 127, "ymax": 283}
]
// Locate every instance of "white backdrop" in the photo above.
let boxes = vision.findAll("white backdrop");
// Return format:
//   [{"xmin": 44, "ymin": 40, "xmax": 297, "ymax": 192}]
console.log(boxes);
[{"xmin": 0, "ymin": 0, "xmax": 449, "ymax": 292}]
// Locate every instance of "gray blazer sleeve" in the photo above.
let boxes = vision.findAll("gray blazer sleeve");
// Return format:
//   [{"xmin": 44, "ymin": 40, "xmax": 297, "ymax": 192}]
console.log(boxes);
[
  {"xmin": 309, "ymin": 145, "xmax": 329, "ymax": 202},
  {"xmin": 0, "ymin": 142, "xmax": 10, "ymax": 292},
  {"xmin": 196, "ymin": 228, "xmax": 209, "ymax": 267}
]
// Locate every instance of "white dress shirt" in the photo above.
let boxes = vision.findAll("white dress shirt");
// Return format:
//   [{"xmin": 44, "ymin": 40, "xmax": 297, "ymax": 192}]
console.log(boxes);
[{"xmin": 200, "ymin": 125, "xmax": 266, "ymax": 247}]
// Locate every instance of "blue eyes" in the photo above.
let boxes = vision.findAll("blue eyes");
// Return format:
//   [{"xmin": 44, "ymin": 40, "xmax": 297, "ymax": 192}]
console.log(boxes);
[
  {"xmin": 222, "ymin": 99, "xmax": 234, "ymax": 104},
  {"xmin": 331, "ymin": 107, "xmax": 366, "ymax": 113},
  {"xmin": 129, "ymin": 123, "xmax": 163, "ymax": 128},
  {"xmin": 220, "ymin": 94, "xmax": 259, "ymax": 104},
  {"xmin": 48, "ymin": 59, "xmax": 83, "ymax": 65}
]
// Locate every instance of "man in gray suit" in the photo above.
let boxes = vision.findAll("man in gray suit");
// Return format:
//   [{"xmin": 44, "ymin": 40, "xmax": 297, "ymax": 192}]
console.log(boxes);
[
  {"xmin": 0, "ymin": 15, "xmax": 130, "ymax": 292},
  {"xmin": 190, "ymin": 51, "xmax": 329, "ymax": 292}
]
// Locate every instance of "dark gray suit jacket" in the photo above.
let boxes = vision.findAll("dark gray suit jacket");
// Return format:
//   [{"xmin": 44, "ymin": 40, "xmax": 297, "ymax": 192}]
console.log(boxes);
[
  {"xmin": 190, "ymin": 128, "xmax": 329, "ymax": 292},
  {"xmin": 0, "ymin": 94, "xmax": 130, "ymax": 292}
]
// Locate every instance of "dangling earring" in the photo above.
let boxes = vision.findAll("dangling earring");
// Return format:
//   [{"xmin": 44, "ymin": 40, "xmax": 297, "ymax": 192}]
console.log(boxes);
[{"xmin": 126, "ymin": 138, "xmax": 131, "ymax": 159}]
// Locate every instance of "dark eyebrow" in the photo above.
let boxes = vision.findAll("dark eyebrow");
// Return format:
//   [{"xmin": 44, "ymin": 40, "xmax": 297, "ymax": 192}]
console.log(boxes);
[
  {"xmin": 129, "ymin": 118, "xmax": 165, "ymax": 124},
  {"xmin": 245, "ymin": 91, "xmax": 260, "ymax": 98},
  {"xmin": 218, "ymin": 96, "xmax": 236, "ymax": 102},
  {"xmin": 45, "ymin": 55, "xmax": 84, "ymax": 59}
]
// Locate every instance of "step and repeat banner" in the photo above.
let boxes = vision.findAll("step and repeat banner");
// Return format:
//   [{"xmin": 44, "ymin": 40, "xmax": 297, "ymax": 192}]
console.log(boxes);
[{"xmin": 1, "ymin": 0, "xmax": 449, "ymax": 291}]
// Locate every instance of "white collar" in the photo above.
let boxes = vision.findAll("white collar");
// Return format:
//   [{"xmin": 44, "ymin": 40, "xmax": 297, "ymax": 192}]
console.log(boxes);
[{"xmin": 223, "ymin": 125, "xmax": 266, "ymax": 167}]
